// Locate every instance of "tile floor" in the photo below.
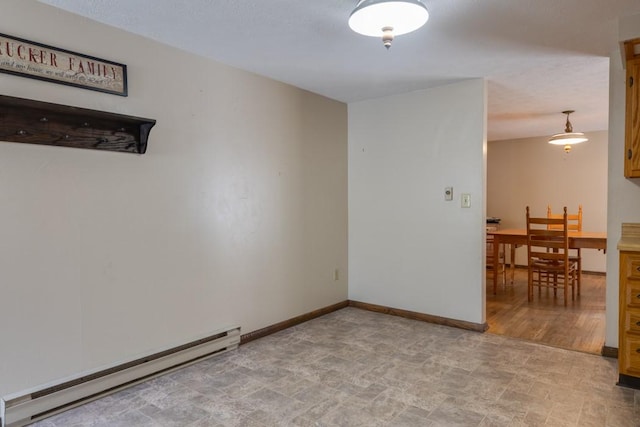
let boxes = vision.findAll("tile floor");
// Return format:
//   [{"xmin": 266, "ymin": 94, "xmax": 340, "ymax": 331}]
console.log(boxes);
[{"xmin": 31, "ymin": 307, "xmax": 639, "ymax": 426}]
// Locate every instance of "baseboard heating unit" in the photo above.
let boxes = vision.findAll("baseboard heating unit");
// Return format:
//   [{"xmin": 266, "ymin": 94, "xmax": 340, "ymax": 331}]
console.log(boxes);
[{"xmin": 1, "ymin": 325, "xmax": 240, "ymax": 427}]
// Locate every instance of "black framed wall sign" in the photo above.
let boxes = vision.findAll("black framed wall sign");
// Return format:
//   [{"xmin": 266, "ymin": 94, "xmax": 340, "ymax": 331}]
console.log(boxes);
[{"xmin": 0, "ymin": 33, "xmax": 127, "ymax": 96}]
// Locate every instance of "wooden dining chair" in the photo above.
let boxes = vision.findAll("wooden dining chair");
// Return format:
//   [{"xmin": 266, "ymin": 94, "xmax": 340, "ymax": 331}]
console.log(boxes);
[
  {"xmin": 547, "ymin": 205, "xmax": 582, "ymax": 295},
  {"xmin": 526, "ymin": 206, "xmax": 578, "ymax": 306}
]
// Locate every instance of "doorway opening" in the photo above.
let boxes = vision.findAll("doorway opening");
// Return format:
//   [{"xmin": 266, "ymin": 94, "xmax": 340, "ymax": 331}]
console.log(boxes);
[{"xmin": 485, "ymin": 134, "xmax": 608, "ymax": 355}]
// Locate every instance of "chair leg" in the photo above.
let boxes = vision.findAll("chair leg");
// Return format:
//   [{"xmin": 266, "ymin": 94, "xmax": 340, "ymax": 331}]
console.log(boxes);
[
  {"xmin": 577, "ymin": 250, "xmax": 582, "ymax": 296},
  {"xmin": 539, "ymin": 271, "xmax": 544, "ymax": 297},
  {"xmin": 528, "ymin": 268, "xmax": 533, "ymax": 302}
]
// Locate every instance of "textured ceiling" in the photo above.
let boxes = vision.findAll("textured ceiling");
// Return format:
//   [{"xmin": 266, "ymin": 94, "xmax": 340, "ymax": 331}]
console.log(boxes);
[{"xmin": 39, "ymin": 0, "xmax": 640, "ymax": 141}]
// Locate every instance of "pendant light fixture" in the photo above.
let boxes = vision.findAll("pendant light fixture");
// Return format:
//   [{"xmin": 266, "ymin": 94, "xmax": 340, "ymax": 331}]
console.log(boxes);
[
  {"xmin": 348, "ymin": 0, "xmax": 429, "ymax": 49},
  {"xmin": 548, "ymin": 110, "xmax": 588, "ymax": 153}
]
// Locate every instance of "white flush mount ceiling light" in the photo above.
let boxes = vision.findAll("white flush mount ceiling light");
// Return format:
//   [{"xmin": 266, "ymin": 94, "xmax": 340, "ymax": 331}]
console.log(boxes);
[
  {"xmin": 348, "ymin": 0, "xmax": 429, "ymax": 49},
  {"xmin": 548, "ymin": 110, "xmax": 588, "ymax": 153}
]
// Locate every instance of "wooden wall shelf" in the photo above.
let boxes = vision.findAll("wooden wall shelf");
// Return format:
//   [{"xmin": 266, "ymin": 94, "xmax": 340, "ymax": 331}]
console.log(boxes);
[{"xmin": 0, "ymin": 95, "xmax": 156, "ymax": 154}]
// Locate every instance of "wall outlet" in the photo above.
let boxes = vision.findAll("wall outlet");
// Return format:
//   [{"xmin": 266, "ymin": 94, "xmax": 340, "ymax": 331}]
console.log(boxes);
[
  {"xmin": 444, "ymin": 187, "xmax": 453, "ymax": 201},
  {"xmin": 333, "ymin": 268, "xmax": 339, "ymax": 281}
]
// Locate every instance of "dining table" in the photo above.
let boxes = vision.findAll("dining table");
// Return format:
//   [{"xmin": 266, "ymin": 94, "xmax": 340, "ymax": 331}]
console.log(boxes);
[{"xmin": 486, "ymin": 228, "xmax": 607, "ymax": 294}]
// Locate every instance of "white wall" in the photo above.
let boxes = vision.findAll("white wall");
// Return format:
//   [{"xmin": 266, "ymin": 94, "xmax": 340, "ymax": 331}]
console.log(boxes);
[
  {"xmin": 0, "ymin": 1, "xmax": 348, "ymax": 396},
  {"xmin": 488, "ymin": 132, "xmax": 608, "ymax": 272},
  {"xmin": 348, "ymin": 79, "xmax": 487, "ymax": 325},
  {"xmin": 605, "ymin": 13, "xmax": 640, "ymax": 348}
]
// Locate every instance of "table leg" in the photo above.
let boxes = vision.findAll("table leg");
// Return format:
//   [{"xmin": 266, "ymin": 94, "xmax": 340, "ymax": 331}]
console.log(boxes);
[{"xmin": 510, "ymin": 244, "xmax": 516, "ymax": 284}]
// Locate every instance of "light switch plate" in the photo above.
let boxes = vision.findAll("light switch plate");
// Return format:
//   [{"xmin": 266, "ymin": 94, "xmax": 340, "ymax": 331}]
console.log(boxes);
[{"xmin": 461, "ymin": 193, "xmax": 471, "ymax": 208}]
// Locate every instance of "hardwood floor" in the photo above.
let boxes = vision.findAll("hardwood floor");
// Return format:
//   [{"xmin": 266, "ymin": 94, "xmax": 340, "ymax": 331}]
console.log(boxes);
[{"xmin": 486, "ymin": 267, "xmax": 606, "ymax": 355}]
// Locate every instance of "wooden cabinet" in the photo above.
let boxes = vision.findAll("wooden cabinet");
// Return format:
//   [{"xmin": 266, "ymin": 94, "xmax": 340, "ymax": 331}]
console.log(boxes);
[
  {"xmin": 618, "ymin": 225, "xmax": 640, "ymax": 388},
  {"xmin": 624, "ymin": 39, "xmax": 640, "ymax": 178},
  {"xmin": 619, "ymin": 252, "xmax": 640, "ymax": 376}
]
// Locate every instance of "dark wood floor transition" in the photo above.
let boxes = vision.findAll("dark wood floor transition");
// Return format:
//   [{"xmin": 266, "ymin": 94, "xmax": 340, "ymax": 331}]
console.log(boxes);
[{"xmin": 486, "ymin": 268, "xmax": 606, "ymax": 355}]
